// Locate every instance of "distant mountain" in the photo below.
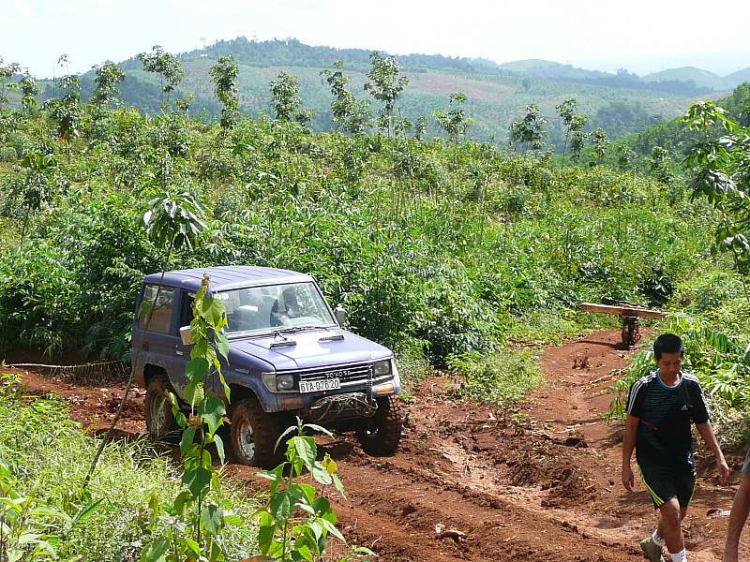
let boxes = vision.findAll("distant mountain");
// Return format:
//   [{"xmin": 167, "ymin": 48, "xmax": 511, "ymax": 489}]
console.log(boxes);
[
  {"xmin": 498, "ymin": 59, "xmax": 608, "ymax": 81},
  {"xmin": 725, "ymin": 67, "xmax": 750, "ymax": 89},
  {"xmin": 643, "ymin": 65, "xmax": 750, "ymax": 91},
  {"xmin": 36, "ymin": 38, "xmax": 729, "ymax": 146},
  {"xmin": 642, "ymin": 67, "xmax": 726, "ymax": 91}
]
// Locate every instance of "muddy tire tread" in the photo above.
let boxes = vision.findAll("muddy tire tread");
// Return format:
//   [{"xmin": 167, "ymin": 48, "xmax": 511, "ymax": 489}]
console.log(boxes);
[{"xmin": 230, "ymin": 397, "xmax": 283, "ymax": 468}]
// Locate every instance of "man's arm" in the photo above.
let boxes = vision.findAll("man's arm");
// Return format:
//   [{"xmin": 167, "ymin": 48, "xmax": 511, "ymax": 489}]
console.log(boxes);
[
  {"xmin": 622, "ymin": 414, "xmax": 639, "ymax": 492},
  {"xmin": 696, "ymin": 422, "xmax": 730, "ymax": 483},
  {"xmin": 724, "ymin": 474, "xmax": 750, "ymax": 562}
]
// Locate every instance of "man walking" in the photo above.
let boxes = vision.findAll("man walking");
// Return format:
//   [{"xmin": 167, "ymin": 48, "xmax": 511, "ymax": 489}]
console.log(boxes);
[{"xmin": 622, "ymin": 333, "xmax": 730, "ymax": 562}]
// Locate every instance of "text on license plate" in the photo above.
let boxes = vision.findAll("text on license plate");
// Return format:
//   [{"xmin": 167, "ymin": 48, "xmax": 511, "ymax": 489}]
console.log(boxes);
[{"xmin": 299, "ymin": 378, "xmax": 341, "ymax": 393}]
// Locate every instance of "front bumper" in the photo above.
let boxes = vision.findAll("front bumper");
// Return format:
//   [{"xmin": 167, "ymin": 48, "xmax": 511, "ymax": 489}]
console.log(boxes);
[{"xmin": 266, "ymin": 372, "xmax": 401, "ymax": 412}]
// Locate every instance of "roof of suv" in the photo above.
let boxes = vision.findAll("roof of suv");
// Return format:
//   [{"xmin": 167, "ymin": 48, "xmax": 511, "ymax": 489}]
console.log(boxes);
[{"xmin": 143, "ymin": 266, "xmax": 313, "ymax": 292}]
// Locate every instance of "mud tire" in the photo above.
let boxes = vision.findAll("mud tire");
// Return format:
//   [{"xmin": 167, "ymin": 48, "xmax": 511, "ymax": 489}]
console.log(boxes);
[
  {"xmin": 145, "ymin": 374, "xmax": 179, "ymax": 439},
  {"xmin": 357, "ymin": 396, "xmax": 403, "ymax": 456},
  {"xmin": 230, "ymin": 397, "xmax": 283, "ymax": 468}
]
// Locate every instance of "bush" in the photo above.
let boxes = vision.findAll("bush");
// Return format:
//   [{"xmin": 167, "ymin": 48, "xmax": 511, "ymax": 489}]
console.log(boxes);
[
  {"xmin": 0, "ymin": 372, "xmax": 259, "ymax": 559},
  {"xmin": 449, "ymin": 348, "xmax": 541, "ymax": 406}
]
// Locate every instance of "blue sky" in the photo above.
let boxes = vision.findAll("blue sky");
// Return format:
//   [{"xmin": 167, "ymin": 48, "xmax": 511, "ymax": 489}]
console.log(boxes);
[{"xmin": 1, "ymin": 0, "xmax": 749, "ymax": 78}]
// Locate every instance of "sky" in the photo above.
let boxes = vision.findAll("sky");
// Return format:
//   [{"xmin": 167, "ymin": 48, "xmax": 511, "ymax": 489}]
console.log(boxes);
[{"xmin": 1, "ymin": 0, "xmax": 749, "ymax": 78}]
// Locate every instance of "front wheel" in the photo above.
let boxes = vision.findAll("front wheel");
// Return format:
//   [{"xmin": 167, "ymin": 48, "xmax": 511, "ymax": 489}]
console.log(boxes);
[
  {"xmin": 357, "ymin": 396, "xmax": 403, "ymax": 456},
  {"xmin": 230, "ymin": 397, "xmax": 283, "ymax": 468},
  {"xmin": 145, "ymin": 374, "xmax": 178, "ymax": 439}
]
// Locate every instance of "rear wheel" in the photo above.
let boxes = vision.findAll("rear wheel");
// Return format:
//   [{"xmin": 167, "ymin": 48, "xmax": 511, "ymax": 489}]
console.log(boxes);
[
  {"xmin": 357, "ymin": 396, "xmax": 403, "ymax": 456},
  {"xmin": 145, "ymin": 374, "xmax": 178, "ymax": 439},
  {"xmin": 230, "ymin": 397, "xmax": 283, "ymax": 468}
]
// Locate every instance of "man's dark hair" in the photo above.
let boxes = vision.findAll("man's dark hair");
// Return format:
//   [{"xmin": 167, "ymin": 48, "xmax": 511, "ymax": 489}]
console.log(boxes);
[{"xmin": 653, "ymin": 333, "xmax": 684, "ymax": 359}]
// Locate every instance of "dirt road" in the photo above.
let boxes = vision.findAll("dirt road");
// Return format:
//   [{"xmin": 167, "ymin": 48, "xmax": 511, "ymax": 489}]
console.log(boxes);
[{"xmin": 14, "ymin": 330, "xmax": 749, "ymax": 561}]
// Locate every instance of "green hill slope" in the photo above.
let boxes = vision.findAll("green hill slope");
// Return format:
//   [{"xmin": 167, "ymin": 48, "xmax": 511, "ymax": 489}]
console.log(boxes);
[
  {"xmin": 725, "ymin": 67, "xmax": 750, "ymax": 89},
  {"xmin": 642, "ymin": 66, "xmax": 725, "ymax": 90},
  {"xmin": 34, "ymin": 38, "xmax": 725, "ymax": 145}
]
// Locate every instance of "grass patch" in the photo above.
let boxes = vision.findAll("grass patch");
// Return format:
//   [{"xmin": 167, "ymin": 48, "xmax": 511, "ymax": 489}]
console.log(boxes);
[
  {"xmin": 0, "ymin": 372, "xmax": 259, "ymax": 560},
  {"xmin": 507, "ymin": 309, "xmax": 619, "ymax": 347},
  {"xmin": 448, "ymin": 348, "xmax": 542, "ymax": 406}
]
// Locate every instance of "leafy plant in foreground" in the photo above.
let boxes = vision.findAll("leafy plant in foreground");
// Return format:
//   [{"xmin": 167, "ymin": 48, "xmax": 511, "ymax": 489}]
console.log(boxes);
[
  {"xmin": 254, "ymin": 419, "xmax": 375, "ymax": 561},
  {"xmin": 140, "ymin": 274, "xmax": 234, "ymax": 561}
]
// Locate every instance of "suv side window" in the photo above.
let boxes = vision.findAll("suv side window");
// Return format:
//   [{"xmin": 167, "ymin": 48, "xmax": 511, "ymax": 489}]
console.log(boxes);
[
  {"xmin": 179, "ymin": 291, "xmax": 195, "ymax": 328},
  {"xmin": 138, "ymin": 285, "xmax": 176, "ymax": 333}
]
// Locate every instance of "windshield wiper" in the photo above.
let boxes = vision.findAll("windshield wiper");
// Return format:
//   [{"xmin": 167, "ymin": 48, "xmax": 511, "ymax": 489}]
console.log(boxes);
[{"xmin": 277, "ymin": 325, "xmax": 332, "ymax": 333}]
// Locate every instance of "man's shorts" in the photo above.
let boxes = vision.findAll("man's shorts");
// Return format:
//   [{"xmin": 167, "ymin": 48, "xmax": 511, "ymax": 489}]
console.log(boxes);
[{"xmin": 638, "ymin": 464, "xmax": 696, "ymax": 509}]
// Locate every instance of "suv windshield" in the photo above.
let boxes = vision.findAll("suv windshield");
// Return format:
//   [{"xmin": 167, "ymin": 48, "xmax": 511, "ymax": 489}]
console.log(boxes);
[{"xmin": 219, "ymin": 282, "xmax": 335, "ymax": 338}]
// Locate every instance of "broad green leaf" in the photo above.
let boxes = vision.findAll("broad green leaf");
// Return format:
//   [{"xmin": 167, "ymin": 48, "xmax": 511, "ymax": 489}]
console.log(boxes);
[
  {"xmin": 258, "ymin": 524, "xmax": 275, "ymax": 554},
  {"xmin": 213, "ymin": 433, "xmax": 225, "ymax": 463},
  {"xmin": 312, "ymin": 497, "xmax": 331, "ymax": 516},
  {"xmin": 201, "ymin": 503, "xmax": 222, "ymax": 535},
  {"xmin": 142, "ymin": 537, "xmax": 169, "ymax": 562},
  {"xmin": 198, "ymin": 396, "xmax": 226, "ymax": 435},
  {"xmin": 320, "ymin": 517, "xmax": 346, "ymax": 543},
  {"xmin": 332, "ymin": 473, "xmax": 346, "ymax": 500},
  {"xmin": 199, "ymin": 294, "xmax": 225, "ymax": 327},
  {"xmin": 173, "ymin": 490, "xmax": 192, "ymax": 515},
  {"xmin": 269, "ymin": 490, "xmax": 292, "ymax": 519},
  {"xmin": 71, "ymin": 498, "xmax": 103, "ymax": 527},
  {"xmin": 309, "ymin": 519, "xmax": 324, "ymax": 542},
  {"xmin": 293, "ymin": 436, "xmax": 317, "ymax": 470},
  {"xmin": 184, "ymin": 538, "xmax": 201, "ymax": 556},
  {"xmin": 180, "ymin": 427, "xmax": 196, "ymax": 457},
  {"xmin": 311, "ymin": 462, "xmax": 333, "ymax": 486},
  {"xmin": 297, "ymin": 483, "xmax": 316, "ymax": 504},
  {"xmin": 186, "ymin": 357, "xmax": 209, "ymax": 382},
  {"xmin": 214, "ymin": 330, "xmax": 230, "ymax": 360},
  {"xmin": 183, "ymin": 467, "xmax": 211, "ymax": 497},
  {"xmin": 296, "ymin": 544, "xmax": 314, "ymax": 561}
]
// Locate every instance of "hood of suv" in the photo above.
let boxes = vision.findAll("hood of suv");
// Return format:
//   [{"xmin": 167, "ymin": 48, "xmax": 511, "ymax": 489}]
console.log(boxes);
[{"xmin": 229, "ymin": 328, "xmax": 392, "ymax": 371}]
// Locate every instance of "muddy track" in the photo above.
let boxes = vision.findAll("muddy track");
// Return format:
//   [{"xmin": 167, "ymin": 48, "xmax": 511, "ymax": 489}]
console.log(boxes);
[{"xmin": 12, "ymin": 330, "xmax": 749, "ymax": 561}]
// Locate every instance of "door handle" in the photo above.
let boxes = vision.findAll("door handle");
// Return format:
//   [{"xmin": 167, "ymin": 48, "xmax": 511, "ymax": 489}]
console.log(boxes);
[
  {"xmin": 175, "ymin": 350, "xmax": 184, "ymax": 356},
  {"xmin": 141, "ymin": 342, "xmax": 149, "ymax": 351}
]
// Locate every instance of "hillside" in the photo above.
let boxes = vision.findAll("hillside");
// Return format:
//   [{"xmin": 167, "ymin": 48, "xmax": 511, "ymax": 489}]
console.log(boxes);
[
  {"xmin": 642, "ymin": 66, "xmax": 726, "ymax": 91},
  {"xmin": 643, "ymin": 65, "xmax": 750, "ymax": 91},
  {"xmin": 726, "ymin": 67, "xmax": 750, "ymax": 89},
  {"xmin": 33, "ymin": 38, "xmax": 725, "ymax": 145},
  {"xmin": 497, "ymin": 59, "xmax": 608, "ymax": 80}
]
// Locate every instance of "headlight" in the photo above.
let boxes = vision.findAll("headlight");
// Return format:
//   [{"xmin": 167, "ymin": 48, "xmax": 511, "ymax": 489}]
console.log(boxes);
[
  {"xmin": 372, "ymin": 359, "xmax": 392, "ymax": 376},
  {"xmin": 262, "ymin": 371, "xmax": 294, "ymax": 392},
  {"xmin": 277, "ymin": 374, "xmax": 294, "ymax": 390}
]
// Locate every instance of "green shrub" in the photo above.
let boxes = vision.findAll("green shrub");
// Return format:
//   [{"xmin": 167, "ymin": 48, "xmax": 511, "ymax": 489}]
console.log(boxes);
[
  {"xmin": 449, "ymin": 348, "xmax": 541, "ymax": 406},
  {"xmin": 0, "ymin": 372, "xmax": 259, "ymax": 560}
]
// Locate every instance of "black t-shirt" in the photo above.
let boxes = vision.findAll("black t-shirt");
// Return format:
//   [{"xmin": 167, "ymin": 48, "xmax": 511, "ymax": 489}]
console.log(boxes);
[{"xmin": 626, "ymin": 371, "xmax": 710, "ymax": 470}]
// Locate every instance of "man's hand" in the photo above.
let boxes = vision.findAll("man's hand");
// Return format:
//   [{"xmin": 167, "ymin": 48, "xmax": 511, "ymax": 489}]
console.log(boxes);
[
  {"xmin": 717, "ymin": 458, "xmax": 731, "ymax": 484},
  {"xmin": 622, "ymin": 464, "xmax": 634, "ymax": 492}
]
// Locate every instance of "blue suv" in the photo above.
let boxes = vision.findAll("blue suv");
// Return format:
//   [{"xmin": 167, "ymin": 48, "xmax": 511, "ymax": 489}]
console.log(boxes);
[{"xmin": 132, "ymin": 266, "xmax": 402, "ymax": 466}]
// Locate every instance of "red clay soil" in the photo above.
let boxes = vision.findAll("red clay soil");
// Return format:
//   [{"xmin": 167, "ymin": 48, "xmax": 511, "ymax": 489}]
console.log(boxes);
[{"xmin": 10, "ymin": 330, "xmax": 750, "ymax": 561}]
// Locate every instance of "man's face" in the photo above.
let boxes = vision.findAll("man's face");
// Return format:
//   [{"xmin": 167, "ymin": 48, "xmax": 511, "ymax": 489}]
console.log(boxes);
[{"xmin": 656, "ymin": 351, "xmax": 682, "ymax": 378}]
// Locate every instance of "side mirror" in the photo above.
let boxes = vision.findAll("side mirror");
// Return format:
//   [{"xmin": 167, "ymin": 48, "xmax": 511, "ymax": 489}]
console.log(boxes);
[
  {"xmin": 333, "ymin": 306, "xmax": 346, "ymax": 326},
  {"xmin": 180, "ymin": 325, "xmax": 194, "ymax": 346}
]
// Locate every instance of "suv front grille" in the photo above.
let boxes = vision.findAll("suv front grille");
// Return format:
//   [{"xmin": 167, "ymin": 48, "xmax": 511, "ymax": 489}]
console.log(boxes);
[{"xmin": 282, "ymin": 361, "xmax": 390, "ymax": 389}]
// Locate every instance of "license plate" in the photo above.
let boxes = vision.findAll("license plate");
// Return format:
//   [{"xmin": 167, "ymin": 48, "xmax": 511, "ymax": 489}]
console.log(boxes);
[{"xmin": 299, "ymin": 378, "xmax": 341, "ymax": 393}]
